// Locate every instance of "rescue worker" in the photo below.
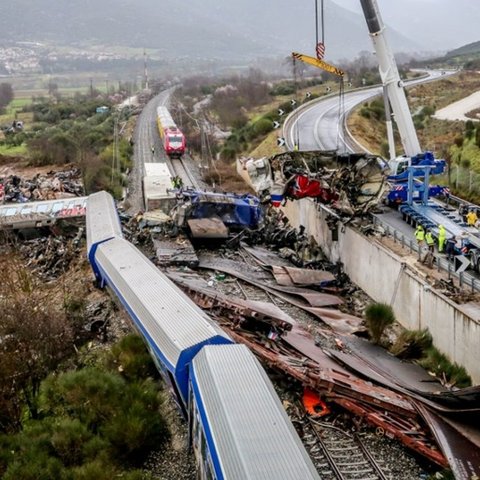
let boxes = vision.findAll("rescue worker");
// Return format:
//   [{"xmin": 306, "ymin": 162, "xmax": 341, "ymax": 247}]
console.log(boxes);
[
  {"xmin": 425, "ymin": 230, "xmax": 435, "ymax": 253},
  {"xmin": 423, "ymin": 229, "xmax": 435, "ymax": 267},
  {"xmin": 445, "ymin": 236, "xmax": 456, "ymax": 261},
  {"xmin": 415, "ymin": 224, "xmax": 425, "ymax": 246},
  {"xmin": 467, "ymin": 209, "xmax": 478, "ymax": 227},
  {"xmin": 438, "ymin": 224, "xmax": 446, "ymax": 252}
]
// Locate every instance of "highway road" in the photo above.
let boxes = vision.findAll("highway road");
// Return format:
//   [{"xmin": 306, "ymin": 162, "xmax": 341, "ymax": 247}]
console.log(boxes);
[{"xmin": 284, "ymin": 70, "xmax": 453, "ymax": 153}]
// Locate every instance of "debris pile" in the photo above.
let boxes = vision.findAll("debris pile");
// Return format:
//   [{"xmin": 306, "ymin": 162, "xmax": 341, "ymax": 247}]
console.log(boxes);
[
  {"xmin": 0, "ymin": 168, "xmax": 84, "ymax": 203},
  {"xmin": 244, "ymin": 150, "xmax": 386, "ymax": 216},
  {"xmin": 18, "ymin": 234, "xmax": 83, "ymax": 281},
  {"xmin": 161, "ymin": 244, "xmax": 479, "ymax": 477}
]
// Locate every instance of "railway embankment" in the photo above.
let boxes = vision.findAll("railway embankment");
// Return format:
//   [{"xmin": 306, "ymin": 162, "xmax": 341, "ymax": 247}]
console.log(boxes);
[{"xmin": 282, "ymin": 197, "xmax": 480, "ymax": 383}]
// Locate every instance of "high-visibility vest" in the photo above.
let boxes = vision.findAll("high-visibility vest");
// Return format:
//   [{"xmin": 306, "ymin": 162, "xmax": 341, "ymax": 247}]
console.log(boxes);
[
  {"xmin": 425, "ymin": 232, "xmax": 434, "ymax": 245},
  {"xmin": 438, "ymin": 227, "xmax": 446, "ymax": 239},
  {"xmin": 415, "ymin": 228, "xmax": 425, "ymax": 241}
]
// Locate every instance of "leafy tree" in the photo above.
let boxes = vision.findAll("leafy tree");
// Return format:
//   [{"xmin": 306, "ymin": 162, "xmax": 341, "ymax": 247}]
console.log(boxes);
[{"xmin": 0, "ymin": 83, "xmax": 14, "ymax": 112}]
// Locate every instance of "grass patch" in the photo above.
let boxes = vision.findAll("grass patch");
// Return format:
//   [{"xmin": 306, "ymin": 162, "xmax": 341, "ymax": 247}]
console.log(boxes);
[
  {"xmin": 365, "ymin": 302, "xmax": 395, "ymax": 344},
  {"xmin": 390, "ymin": 328, "xmax": 432, "ymax": 359},
  {"xmin": 0, "ymin": 143, "xmax": 28, "ymax": 156},
  {"xmin": 418, "ymin": 346, "xmax": 471, "ymax": 388}
]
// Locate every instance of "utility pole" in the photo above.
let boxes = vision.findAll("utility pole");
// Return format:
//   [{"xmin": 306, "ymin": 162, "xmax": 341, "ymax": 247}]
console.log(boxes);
[{"xmin": 143, "ymin": 49, "xmax": 149, "ymax": 91}]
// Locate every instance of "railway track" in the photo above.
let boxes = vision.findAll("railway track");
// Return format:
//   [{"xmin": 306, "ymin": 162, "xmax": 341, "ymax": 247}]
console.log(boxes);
[
  {"xmin": 294, "ymin": 409, "xmax": 392, "ymax": 480},
  {"xmin": 167, "ymin": 156, "xmax": 199, "ymax": 189}
]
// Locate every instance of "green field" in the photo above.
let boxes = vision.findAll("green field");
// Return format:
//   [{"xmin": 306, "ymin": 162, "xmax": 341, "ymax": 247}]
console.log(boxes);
[{"xmin": 0, "ymin": 143, "xmax": 28, "ymax": 156}]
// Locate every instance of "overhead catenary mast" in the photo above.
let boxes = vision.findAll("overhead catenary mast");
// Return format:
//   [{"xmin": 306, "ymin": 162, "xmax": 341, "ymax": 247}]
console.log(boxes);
[
  {"xmin": 359, "ymin": 0, "xmax": 421, "ymax": 157},
  {"xmin": 143, "ymin": 49, "xmax": 149, "ymax": 91}
]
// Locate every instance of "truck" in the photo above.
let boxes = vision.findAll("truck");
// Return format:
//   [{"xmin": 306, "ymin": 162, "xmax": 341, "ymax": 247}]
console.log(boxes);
[
  {"xmin": 386, "ymin": 182, "xmax": 449, "ymax": 207},
  {"xmin": 387, "ymin": 151, "xmax": 446, "ymax": 182}
]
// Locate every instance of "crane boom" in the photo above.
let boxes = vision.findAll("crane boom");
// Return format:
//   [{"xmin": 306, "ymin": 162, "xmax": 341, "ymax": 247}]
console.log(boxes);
[{"xmin": 359, "ymin": 0, "xmax": 421, "ymax": 157}]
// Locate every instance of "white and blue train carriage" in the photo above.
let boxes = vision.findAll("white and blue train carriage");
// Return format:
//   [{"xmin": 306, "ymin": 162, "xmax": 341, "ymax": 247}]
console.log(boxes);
[
  {"xmin": 190, "ymin": 344, "xmax": 320, "ymax": 480},
  {"xmin": 86, "ymin": 191, "xmax": 123, "ymax": 281},
  {"xmin": 92, "ymin": 236, "xmax": 232, "ymax": 409}
]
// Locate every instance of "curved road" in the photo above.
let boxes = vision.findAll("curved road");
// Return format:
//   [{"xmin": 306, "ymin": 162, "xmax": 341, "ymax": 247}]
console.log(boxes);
[{"xmin": 284, "ymin": 70, "xmax": 454, "ymax": 153}]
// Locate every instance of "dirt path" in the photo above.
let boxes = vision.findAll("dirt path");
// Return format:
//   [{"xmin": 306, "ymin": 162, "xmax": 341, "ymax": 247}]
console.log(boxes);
[{"xmin": 433, "ymin": 90, "xmax": 480, "ymax": 121}]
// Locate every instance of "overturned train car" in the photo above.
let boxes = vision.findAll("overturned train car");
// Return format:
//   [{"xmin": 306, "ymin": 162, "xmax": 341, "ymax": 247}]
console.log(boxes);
[{"xmin": 85, "ymin": 191, "xmax": 320, "ymax": 480}]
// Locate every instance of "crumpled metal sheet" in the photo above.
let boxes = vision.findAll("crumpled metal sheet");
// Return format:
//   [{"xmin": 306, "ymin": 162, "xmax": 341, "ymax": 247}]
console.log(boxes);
[
  {"xmin": 187, "ymin": 217, "xmax": 229, "ymax": 239},
  {"xmin": 198, "ymin": 255, "xmax": 343, "ymax": 307},
  {"xmin": 166, "ymin": 271, "xmax": 294, "ymax": 332},
  {"xmin": 415, "ymin": 402, "xmax": 480, "ymax": 480},
  {"xmin": 198, "ymin": 255, "xmax": 364, "ymax": 334},
  {"xmin": 283, "ymin": 266, "xmax": 335, "ymax": 286}
]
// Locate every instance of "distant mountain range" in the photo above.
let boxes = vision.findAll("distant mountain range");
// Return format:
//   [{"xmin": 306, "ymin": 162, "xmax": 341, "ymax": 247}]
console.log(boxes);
[
  {"xmin": 1, "ymin": 0, "xmax": 422, "ymax": 61},
  {"xmin": 333, "ymin": 0, "xmax": 480, "ymax": 53}
]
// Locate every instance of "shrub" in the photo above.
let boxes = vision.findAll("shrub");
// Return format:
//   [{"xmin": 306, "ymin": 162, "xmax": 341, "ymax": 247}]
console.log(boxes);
[
  {"xmin": 465, "ymin": 120, "xmax": 475, "ymax": 138},
  {"xmin": 418, "ymin": 347, "xmax": 471, "ymax": 388},
  {"xmin": 40, "ymin": 369, "xmax": 170, "ymax": 465},
  {"xmin": 107, "ymin": 334, "xmax": 158, "ymax": 382},
  {"xmin": 365, "ymin": 302, "xmax": 395, "ymax": 344},
  {"xmin": 390, "ymin": 328, "xmax": 432, "ymax": 359},
  {"xmin": 253, "ymin": 118, "xmax": 274, "ymax": 136}
]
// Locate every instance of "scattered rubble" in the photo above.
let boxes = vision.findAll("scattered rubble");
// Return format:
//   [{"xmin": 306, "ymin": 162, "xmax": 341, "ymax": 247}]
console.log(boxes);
[
  {"xmin": 0, "ymin": 168, "xmax": 84, "ymax": 203},
  {"xmin": 243, "ymin": 150, "xmax": 386, "ymax": 216},
  {"xmin": 17, "ymin": 232, "xmax": 84, "ymax": 281}
]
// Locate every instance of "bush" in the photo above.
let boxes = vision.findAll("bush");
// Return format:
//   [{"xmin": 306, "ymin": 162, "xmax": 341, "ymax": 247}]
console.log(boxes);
[
  {"xmin": 365, "ymin": 302, "xmax": 395, "ymax": 344},
  {"xmin": 253, "ymin": 118, "xmax": 274, "ymax": 136},
  {"xmin": 107, "ymin": 334, "xmax": 158, "ymax": 383},
  {"xmin": 40, "ymin": 368, "xmax": 170, "ymax": 464},
  {"xmin": 390, "ymin": 328, "xmax": 432, "ymax": 359},
  {"xmin": 418, "ymin": 347, "xmax": 471, "ymax": 388}
]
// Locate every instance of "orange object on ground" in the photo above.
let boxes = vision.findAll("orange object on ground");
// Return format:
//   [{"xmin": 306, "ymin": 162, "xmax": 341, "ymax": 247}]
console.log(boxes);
[{"xmin": 303, "ymin": 388, "xmax": 331, "ymax": 417}]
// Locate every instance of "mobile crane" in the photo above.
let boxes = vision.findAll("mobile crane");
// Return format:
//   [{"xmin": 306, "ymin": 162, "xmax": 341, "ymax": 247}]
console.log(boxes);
[
  {"xmin": 359, "ymin": 0, "xmax": 445, "ymax": 178},
  {"xmin": 360, "ymin": 0, "xmax": 480, "ymax": 272}
]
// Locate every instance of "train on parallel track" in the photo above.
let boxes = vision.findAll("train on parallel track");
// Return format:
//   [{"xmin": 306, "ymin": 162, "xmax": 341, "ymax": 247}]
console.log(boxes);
[
  {"xmin": 86, "ymin": 191, "xmax": 320, "ymax": 480},
  {"xmin": 156, "ymin": 106, "xmax": 186, "ymax": 158}
]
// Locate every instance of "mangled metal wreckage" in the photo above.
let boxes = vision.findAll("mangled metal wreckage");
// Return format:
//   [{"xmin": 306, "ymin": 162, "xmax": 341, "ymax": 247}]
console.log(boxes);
[{"xmin": 245, "ymin": 150, "xmax": 386, "ymax": 216}]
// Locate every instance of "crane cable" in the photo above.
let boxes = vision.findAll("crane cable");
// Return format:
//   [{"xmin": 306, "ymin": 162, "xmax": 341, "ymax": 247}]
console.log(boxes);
[
  {"xmin": 336, "ymin": 77, "xmax": 346, "ymax": 152},
  {"xmin": 316, "ymin": 0, "xmax": 346, "ymax": 152},
  {"xmin": 292, "ymin": 56, "xmax": 300, "ymax": 151},
  {"xmin": 315, "ymin": 0, "xmax": 325, "ymax": 50}
]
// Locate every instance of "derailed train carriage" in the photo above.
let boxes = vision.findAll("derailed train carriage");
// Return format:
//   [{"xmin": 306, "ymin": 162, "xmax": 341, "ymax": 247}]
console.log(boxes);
[{"xmin": 86, "ymin": 191, "xmax": 320, "ymax": 480}]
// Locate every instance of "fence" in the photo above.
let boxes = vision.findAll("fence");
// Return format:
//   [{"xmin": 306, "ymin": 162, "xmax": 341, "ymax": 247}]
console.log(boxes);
[
  {"xmin": 371, "ymin": 215, "xmax": 480, "ymax": 293},
  {"xmin": 449, "ymin": 165, "xmax": 480, "ymax": 198}
]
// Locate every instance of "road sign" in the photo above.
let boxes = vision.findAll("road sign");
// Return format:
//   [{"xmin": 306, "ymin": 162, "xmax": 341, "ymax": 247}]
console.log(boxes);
[
  {"xmin": 305, "ymin": 91, "xmax": 312, "ymax": 98},
  {"xmin": 325, "ymin": 86, "xmax": 332, "ymax": 92},
  {"xmin": 278, "ymin": 108, "xmax": 285, "ymax": 116},
  {"xmin": 290, "ymin": 99, "xmax": 297, "ymax": 106},
  {"xmin": 273, "ymin": 121, "xmax": 280, "ymax": 129},
  {"xmin": 277, "ymin": 137, "xmax": 286, "ymax": 147},
  {"xmin": 454, "ymin": 255, "xmax": 470, "ymax": 274},
  {"xmin": 347, "ymin": 82, "xmax": 352, "ymax": 87}
]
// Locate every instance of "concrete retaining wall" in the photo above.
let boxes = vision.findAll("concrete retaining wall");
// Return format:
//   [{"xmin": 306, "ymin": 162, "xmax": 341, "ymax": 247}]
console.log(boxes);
[{"xmin": 282, "ymin": 198, "xmax": 480, "ymax": 384}]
